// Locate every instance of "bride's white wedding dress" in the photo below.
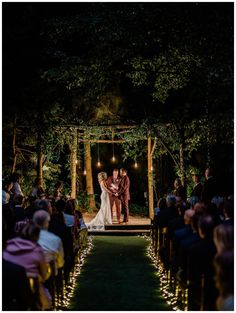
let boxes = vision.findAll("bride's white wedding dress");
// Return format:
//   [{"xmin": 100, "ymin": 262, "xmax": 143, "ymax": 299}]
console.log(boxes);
[{"xmin": 86, "ymin": 183, "xmax": 112, "ymax": 231}]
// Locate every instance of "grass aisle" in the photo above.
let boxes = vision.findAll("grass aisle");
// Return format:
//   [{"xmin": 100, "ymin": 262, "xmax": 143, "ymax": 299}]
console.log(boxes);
[{"xmin": 69, "ymin": 236, "xmax": 170, "ymax": 311}]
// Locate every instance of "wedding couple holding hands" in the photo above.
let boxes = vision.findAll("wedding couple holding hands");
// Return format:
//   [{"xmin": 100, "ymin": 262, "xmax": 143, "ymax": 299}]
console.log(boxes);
[{"xmin": 86, "ymin": 168, "xmax": 130, "ymax": 231}]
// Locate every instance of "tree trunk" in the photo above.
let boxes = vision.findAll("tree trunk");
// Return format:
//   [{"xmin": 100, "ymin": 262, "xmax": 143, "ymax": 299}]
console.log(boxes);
[
  {"xmin": 147, "ymin": 133, "xmax": 154, "ymax": 219},
  {"xmin": 179, "ymin": 143, "xmax": 185, "ymax": 186},
  {"xmin": 37, "ymin": 131, "xmax": 43, "ymax": 187},
  {"xmin": 84, "ymin": 141, "xmax": 96, "ymax": 209},
  {"xmin": 11, "ymin": 117, "xmax": 17, "ymax": 174},
  {"xmin": 70, "ymin": 129, "xmax": 77, "ymax": 199}
]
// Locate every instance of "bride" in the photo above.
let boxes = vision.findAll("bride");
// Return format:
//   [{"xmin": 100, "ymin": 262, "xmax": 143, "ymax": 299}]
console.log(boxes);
[{"xmin": 86, "ymin": 172, "xmax": 113, "ymax": 231}]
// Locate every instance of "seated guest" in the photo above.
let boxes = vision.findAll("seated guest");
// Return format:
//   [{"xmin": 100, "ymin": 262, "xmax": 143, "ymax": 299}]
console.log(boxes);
[
  {"xmin": 3, "ymin": 259, "xmax": 31, "ymax": 310},
  {"xmin": 153, "ymin": 197, "xmax": 167, "ymax": 227},
  {"xmin": 3, "ymin": 205, "xmax": 15, "ymax": 240},
  {"xmin": 188, "ymin": 214, "xmax": 217, "ymax": 310},
  {"xmin": 64, "ymin": 199, "xmax": 76, "ymax": 227},
  {"xmin": 49, "ymin": 203, "xmax": 74, "ymax": 284},
  {"xmin": 13, "ymin": 194, "xmax": 25, "ymax": 222},
  {"xmin": 31, "ymin": 178, "xmax": 45, "ymax": 198},
  {"xmin": 168, "ymin": 203, "xmax": 186, "ymax": 240},
  {"xmin": 206, "ymin": 202, "xmax": 221, "ymax": 226},
  {"xmin": 24, "ymin": 196, "xmax": 37, "ymax": 219},
  {"xmin": 214, "ymin": 251, "xmax": 234, "ymax": 311},
  {"xmin": 170, "ymin": 209, "xmax": 195, "ymax": 275},
  {"xmin": 188, "ymin": 196, "xmax": 199, "ymax": 210},
  {"xmin": 177, "ymin": 212, "xmax": 202, "ymax": 284},
  {"xmin": 33, "ymin": 210, "xmax": 64, "ymax": 273},
  {"xmin": 2, "ymin": 179, "xmax": 13, "ymax": 205},
  {"xmin": 10, "ymin": 172, "xmax": 24, "ymax": 197},
  {"xmin": 2, "ymin": 218, "xmax": 31, "ymax": 310},
  {"xmin": 35, "ymin": 199, "xmax": 52, "ymax": 215},
  {"xmin": 154, "ymin": 197, "xmax": 167, "ymax": 216},
  {"xmin": 74, "ymin": 210, "xmax": 88, "ymax": 250},
  {"xmin": 3, "ymin": 221, "xmax": 51, "ymax": 309},
  {"xmin": 174, "ymin": 209, "xmax": 195, "ymax": 241},
  {"xmin": 193, "ymin": 201, "xmax": 206, "ymax": 214},
  {"xmin": 213, "ymin": 223, "xmax": 233, "ymax": 254},
  {"xmin": 222, "ymin": 199, "xmax": 234, "ymax": 225}
]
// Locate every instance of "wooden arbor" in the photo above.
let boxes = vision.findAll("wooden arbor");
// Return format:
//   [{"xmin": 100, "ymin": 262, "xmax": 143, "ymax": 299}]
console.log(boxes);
[
  {"xmin": 11, "ymin": 123, "xmax": 157, "ymax": 219},
  {"xmin": 70, "ymin": 124, "xmax": 157, "ymax": 219}
]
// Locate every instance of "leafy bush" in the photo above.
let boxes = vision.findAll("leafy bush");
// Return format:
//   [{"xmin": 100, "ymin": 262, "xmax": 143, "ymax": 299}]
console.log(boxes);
[
  {"xmin": 129, "ymin": 203, "xmax": 149, "ymax": 217},
  {"xmin": 76, "ymin": 191, "xmax": 93, "ymax": 212}
]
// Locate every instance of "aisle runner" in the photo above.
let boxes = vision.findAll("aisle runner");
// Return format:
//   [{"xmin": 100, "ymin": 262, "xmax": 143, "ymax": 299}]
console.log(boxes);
[{"xmin": 69, "ymin": 236, "xmax": 170, "ymax": 311}]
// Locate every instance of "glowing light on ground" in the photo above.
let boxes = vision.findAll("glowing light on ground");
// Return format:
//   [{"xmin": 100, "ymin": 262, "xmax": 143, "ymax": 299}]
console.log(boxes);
[{"xmin": 55, "ymin": 236, "xmax": 94, "ymax": 310}]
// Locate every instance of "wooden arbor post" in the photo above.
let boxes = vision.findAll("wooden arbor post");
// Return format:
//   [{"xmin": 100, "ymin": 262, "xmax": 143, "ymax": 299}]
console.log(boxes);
[
  {"xmin": 84, "ymin": 140, "xmax": 96, "ymax": 209},
  {"xmin": 147, "ymin": 131, "xmax": 157, "ymax": 219},
  {"xmin": 70, "ymin": 129, "xmax": 77, "ymax": 199}
]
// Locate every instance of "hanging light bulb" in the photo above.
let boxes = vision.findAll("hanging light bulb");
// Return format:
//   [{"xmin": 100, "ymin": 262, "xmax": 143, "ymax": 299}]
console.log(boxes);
[
  {"xmin": 76, "ymin": 159, "xmax": 78, "ymax": 165},
  {"xmin": 97, "ymin": 143, "xmax": 101, "ymax": 167},
  {"xmin": 151, "ymin": 165, "xmax": 153, "ymax": 171},
  {"xmin": 134, "ymin": 161, "xmax": 138, "ymax": 168},
  {"xmin": 83, "ymin": 169, "xmax": 87, "ymax": 175},
  {"xmin": 111, "ymin": 132, "xmax": 116, "ymax": 162}
]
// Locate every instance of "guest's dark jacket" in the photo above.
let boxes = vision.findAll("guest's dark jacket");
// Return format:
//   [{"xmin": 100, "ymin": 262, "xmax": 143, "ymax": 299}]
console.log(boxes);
[
  {"xmin": 154, "ymin": 205, "xmax": 178, "ymax": 229},
  {"xmin": 188, "ymin": 236, "xmax": 216, "ymax": 282},
  {"xmin": 174, "ymin": 186, "xmax": 187, "ymax": 201},
  {"xmin": 168, "ymin": 216, "xmax": 185, "ymax": 239},
  {"xmin": 190, "ymin": 182, "xmax": 203, "ymax": 199},
  {"xmin": 201, "ymin": 176, "xmax": 218, "ymax": 204},
  {"xmin": 2, "ymin": 259, "xmax": 31, "ymax": 310},
  {"xmin": 188, "ymin": 236, "xmax": 217, "ymax": 309}
]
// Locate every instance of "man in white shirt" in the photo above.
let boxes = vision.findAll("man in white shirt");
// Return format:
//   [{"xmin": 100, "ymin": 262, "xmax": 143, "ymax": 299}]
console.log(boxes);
[{"xmin": 33, "ymin": 210, "xmax": 64, "ymax": 272}]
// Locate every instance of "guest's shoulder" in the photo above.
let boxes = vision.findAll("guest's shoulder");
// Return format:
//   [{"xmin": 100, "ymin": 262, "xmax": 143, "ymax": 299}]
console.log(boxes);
[{"xmin": 41, "ymin": 229, "xmax": 61, "ymax": 242}]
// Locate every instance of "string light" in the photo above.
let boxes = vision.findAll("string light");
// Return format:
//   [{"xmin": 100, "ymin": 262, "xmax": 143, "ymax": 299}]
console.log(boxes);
[
  {"xmin": 55, "ymin": 236, "xmax": 94, "ymax": 310},
  {"xmin": 142, "ymin": 235, "xmax": 181, "ymax": 311},
  {"xmin": 134, "ymin": 161, "xmax": 138, "ymax": 168},
  {"xmin": 76, "ymin": 159, "xmax": 78, "ymax": 165},
  {"xmin": 83, "ymin": 169, "xmax": 87, "ymax": 175}
]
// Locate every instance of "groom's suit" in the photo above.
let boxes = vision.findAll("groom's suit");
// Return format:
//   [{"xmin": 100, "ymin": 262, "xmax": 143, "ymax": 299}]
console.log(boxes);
[{"xmin": 118, "ymin": 175, "xmax": 130, "ymax": 222}]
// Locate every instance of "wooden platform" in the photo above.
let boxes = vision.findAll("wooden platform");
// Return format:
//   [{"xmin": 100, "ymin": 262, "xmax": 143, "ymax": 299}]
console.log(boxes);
[{"xmin": 84, "ymin": 212, "xmax": 151, "ymax": 236}]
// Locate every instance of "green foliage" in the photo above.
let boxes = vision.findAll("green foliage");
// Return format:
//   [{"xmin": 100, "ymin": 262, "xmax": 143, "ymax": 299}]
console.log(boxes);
[
  {"xmin": 128, "ymin": 48, "xmax": 201, "ymax": 103},
  {"xmin": 76, "ymin": 191, "xmax": 92, "ymax": 212},
  {"xmin": 129, "ymin": 203, "xmax": 149, "ymax": 217}
]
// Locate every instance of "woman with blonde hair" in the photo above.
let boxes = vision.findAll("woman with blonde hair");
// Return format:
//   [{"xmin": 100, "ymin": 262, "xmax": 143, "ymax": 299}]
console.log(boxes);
[{"xmin": 86, "ymin": 172, "xmax": 113, "ymax": 231}]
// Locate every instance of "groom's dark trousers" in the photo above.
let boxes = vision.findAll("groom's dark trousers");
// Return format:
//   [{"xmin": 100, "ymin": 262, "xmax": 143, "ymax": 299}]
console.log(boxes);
[
  {"xmin": 109, "ymin": 194, "xmax": 121, "ymax": 221},
  {"xmin": 119, "ymin": 175, "xmax": 130, "ymax": 222}
]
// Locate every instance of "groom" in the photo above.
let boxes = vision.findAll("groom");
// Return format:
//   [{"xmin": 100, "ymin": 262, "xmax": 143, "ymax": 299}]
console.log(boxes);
[
  {"xmin": 107, "ymin": 168, "xmax": 122, "ymax": 223},
  {"xmin": 115, "ymin": 168, "xmax": 130, "ymax": 223}
]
